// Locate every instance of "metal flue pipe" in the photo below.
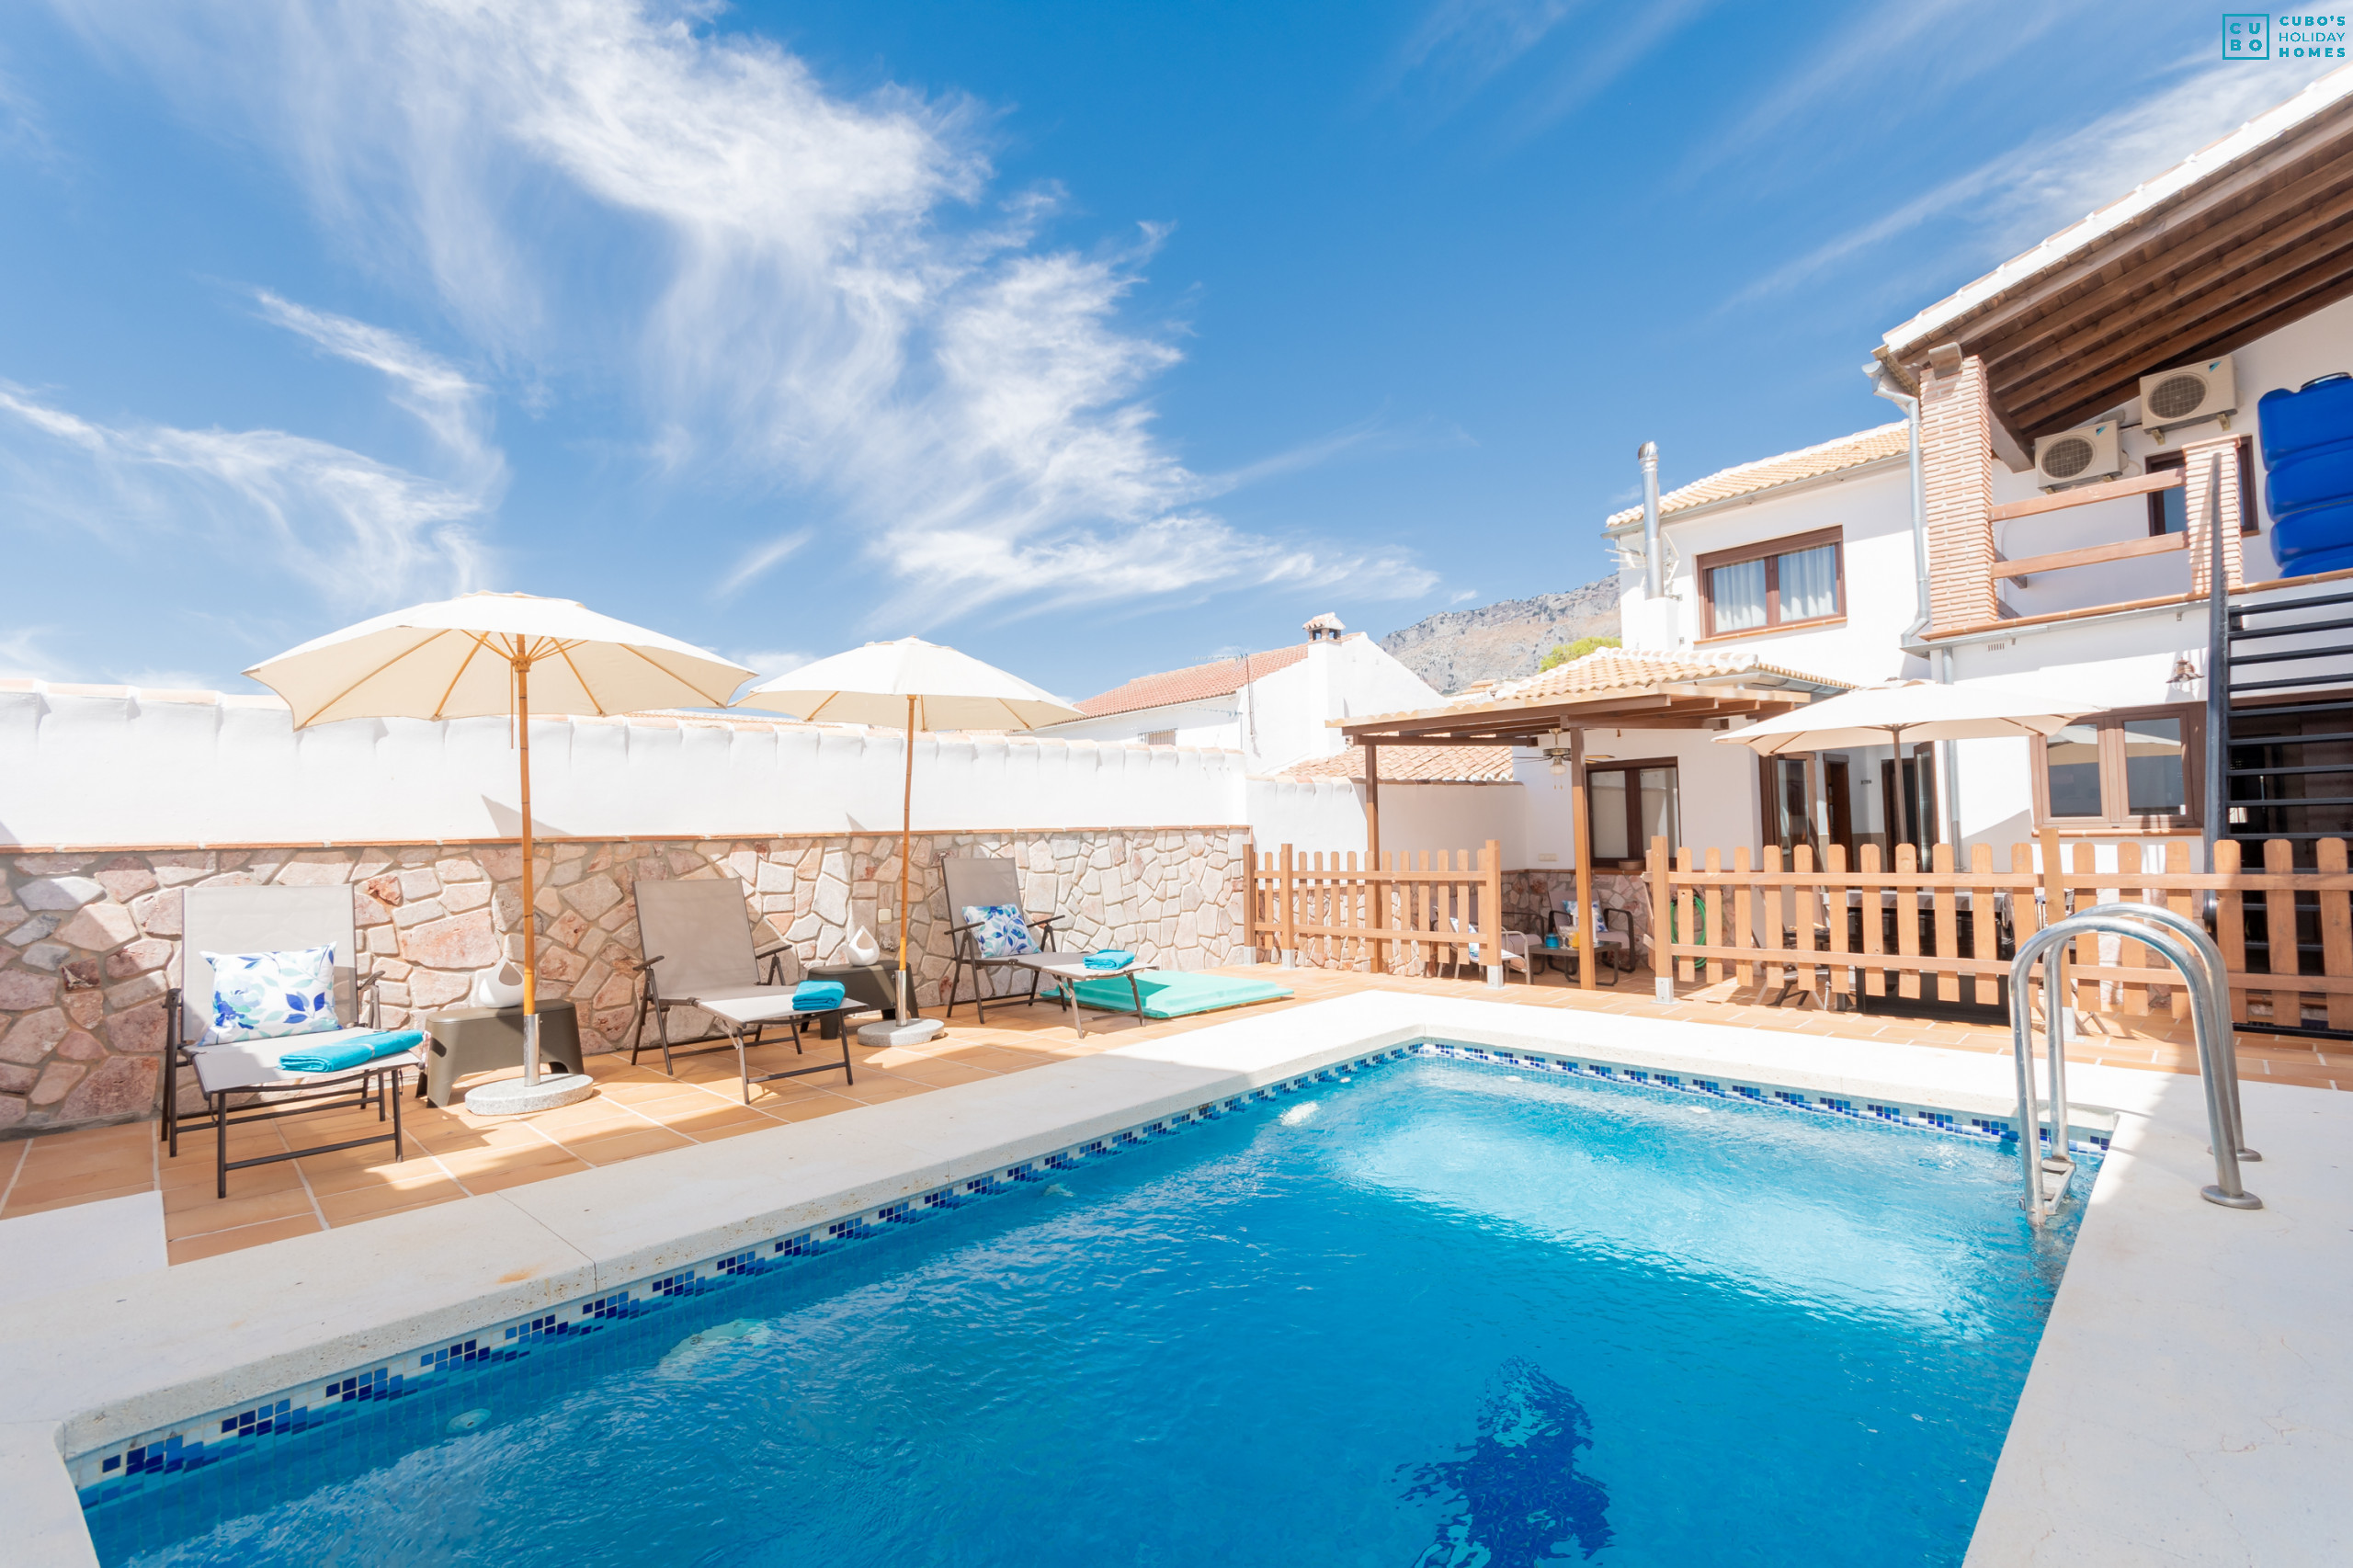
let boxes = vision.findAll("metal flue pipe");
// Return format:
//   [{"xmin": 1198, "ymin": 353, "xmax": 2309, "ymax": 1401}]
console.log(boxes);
[{"xmin": 1638, "ymin": 441, "xmax": 1664, "ymax": 601}]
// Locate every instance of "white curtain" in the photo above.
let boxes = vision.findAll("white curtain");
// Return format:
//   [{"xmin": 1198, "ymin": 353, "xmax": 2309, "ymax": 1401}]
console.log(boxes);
[
  {"xmin": 1710, "ymin": 559, "xmax": 1767, "ymax": 631},
  {"xmin": 1779, "ymin": 544, "xmax": 1837, "ymax": 621}
]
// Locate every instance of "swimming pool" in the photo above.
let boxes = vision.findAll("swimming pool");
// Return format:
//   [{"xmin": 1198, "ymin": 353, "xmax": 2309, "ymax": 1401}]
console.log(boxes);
[{"xmin": 86, "ymin": 1047, "xmax": 2086, "ymax": 1566}]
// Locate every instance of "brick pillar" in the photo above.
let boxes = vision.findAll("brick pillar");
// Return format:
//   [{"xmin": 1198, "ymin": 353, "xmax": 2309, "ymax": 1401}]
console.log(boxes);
[
  {"xmin": 2182, "ymin": 435, "xmax": 2245, "ymax": 596},
  {"xmin": 1918, "ymin": 351, "xmax": 1997, "ymax": 630}
]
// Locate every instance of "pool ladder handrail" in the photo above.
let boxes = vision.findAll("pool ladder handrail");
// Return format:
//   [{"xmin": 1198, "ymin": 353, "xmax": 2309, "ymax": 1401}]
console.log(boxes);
[{"xmin": 2009, "ymin": 903, "xmax": 2260, "ymax": 1223}]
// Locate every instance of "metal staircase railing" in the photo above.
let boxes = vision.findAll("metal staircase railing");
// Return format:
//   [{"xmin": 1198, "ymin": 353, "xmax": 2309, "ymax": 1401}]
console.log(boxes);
[{"xmin": 2008, "ymin": 903, "xmax": 2260, "ymax": 1223}]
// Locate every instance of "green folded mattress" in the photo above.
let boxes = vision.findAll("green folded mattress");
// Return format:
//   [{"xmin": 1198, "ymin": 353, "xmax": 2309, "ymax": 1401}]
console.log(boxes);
[{"xmin": 1041, "ymin": 969, "xmax": 1293, "ymax": 1019}]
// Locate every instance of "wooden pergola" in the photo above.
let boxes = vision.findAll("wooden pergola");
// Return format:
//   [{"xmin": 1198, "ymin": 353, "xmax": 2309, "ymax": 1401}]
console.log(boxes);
[{"xmin": 1336, "ymin": 653, "xmax": 1847, "ymax": 988}]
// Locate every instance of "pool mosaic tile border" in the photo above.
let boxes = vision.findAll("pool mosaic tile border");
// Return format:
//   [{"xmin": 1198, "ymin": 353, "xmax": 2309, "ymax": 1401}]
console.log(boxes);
[
  {"xmin": 1418, "ymin": 1042, "xmax": 2114, "ymax": 1155},
  {"xmin": 73, "ymin": 1038, "xmax": 2104, "ymax": 1510}
]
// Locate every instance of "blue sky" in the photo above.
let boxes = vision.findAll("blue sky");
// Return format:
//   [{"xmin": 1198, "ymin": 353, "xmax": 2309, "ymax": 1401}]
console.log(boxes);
[{"xmin": 0, "ymin": 3, "xmax": 2332, "ymax": 699}]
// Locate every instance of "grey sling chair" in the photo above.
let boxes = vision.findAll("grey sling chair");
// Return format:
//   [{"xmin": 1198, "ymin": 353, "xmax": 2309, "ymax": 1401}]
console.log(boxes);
[
  {"xmin": 164, "ymin": 884, "xmax": 423, "ymax": 1199},
  {"xmin": 630, "ymin": 878, "xmax": 868, "ymax": 1103},
  {"xmin": 941, "ymin": 855, "xmax": 1066, "ymax": 1022}
]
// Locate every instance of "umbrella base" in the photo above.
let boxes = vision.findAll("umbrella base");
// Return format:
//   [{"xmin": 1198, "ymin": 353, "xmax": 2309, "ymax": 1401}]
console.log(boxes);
[
  {"xmin": 464, "ymin": 1072, "xmax": 596, "ymax": 1116},
  {"xmin": 858, "ymin": 1017, "xmax": 944, "ymax": 1048}
]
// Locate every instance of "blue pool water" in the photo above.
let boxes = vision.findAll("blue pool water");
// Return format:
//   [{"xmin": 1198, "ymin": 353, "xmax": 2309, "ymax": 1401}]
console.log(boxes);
[{"xmin": 89, "ymin": 1053, "xmax": 2086, "ymax": 1567}]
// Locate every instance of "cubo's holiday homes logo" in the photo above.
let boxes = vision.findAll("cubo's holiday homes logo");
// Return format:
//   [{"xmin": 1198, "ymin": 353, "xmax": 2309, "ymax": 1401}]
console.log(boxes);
[{"xmin": 2228, "ymin": 14, "xmax": 2348, "ymax": 59}]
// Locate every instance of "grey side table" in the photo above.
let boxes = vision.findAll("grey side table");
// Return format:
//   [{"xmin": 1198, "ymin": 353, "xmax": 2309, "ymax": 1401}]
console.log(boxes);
[
  {"xmin": 807, "ymin": 962, "xmax": 922, "ymax": 1021},
  {"xmin": 420, "ymin": 1000, "xmax": 584, "ymax": 1108}
]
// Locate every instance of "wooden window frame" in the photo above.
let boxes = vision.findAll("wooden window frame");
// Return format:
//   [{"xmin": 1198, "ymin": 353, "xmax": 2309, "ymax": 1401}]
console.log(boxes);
[
  {"xmin": 1758, "ymin": 744, "xmax": 1938, "ymax": 858},
  {"xmin": 1585, "ymin": 756, "xmax": 1678, "ymax": 867},
  {"xmin": 2144, "ymin": 436, "xmax": 2257, "ymax": 537},
  {"xmin": 1695, "ymin": 526, "xmax": 1845, "ymax": 641},
  {"xmin": 2030, "ymin": 701, "xmax": 2203, "ymax": 833}
]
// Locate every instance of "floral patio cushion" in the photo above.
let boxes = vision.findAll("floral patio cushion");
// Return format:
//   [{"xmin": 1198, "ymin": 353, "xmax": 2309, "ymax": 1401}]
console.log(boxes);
[
  {"xmin": 202, "ymin": 945, "xmax": 340, "ymax": 1045},
  {"xmin": 961, "ymin": 903, "xmax": 1037, "ymax": 959}
]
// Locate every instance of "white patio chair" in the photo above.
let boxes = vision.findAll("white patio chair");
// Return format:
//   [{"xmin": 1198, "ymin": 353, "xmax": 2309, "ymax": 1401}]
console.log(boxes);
[{"xmin": 165, "ymin": 884, "xmax": 418, "ymax": 1198}]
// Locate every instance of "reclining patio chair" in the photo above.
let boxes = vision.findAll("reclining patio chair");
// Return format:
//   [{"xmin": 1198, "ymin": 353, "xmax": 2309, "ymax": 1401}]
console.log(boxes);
[
  {"xmin": 942, "ymin": 856, "xmax": 1067, "ymax": 1022},
  {"xmin": 165, "ymin": 884, "xmax": 420, "ymax": 1198},
  {"xmin": 631, "ymin": 878, "xmax": 867, "ymax": 1102},
  {"xmin": 1432, "ymin": 914, "xmax": 1539, "ymax": 983},
  {"xmin": 1550, "ymin": 903, "xmax": 1634, "ymax": 987}
]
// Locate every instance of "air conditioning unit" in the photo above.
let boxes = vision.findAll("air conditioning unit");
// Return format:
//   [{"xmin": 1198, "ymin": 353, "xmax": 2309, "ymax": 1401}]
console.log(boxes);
[
  {"xmin": 2032, "ymin": 420, "xmax": 2123, "ymax": 490},
  {"xmin": 2139, "ymin": 355, "xmax": 2237, "ymax": 440}
]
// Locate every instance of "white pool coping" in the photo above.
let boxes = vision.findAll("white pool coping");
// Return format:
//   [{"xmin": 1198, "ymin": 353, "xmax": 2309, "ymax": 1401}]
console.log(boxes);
[
  {"xmin": 0, "ymin": 990, "xmax": 2343, "ymax": 1565},
  {"xmin": 0, "ymin": 1193, "xmax": 165, "ymax": 1309}
]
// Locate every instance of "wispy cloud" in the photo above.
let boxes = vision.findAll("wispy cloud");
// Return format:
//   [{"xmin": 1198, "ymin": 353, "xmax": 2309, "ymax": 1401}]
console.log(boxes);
[
  {"xmin": 0, "ymin": 625, "xmax": 60, "ymax": 679},
  {"xmin": 717, "ymin": 528, "xmax": 813, "ymax": 600},
  {"xmin": 252, "ymin": 290, "xmax": 500, "ymax": 482},
  {"xmin": 1688, "ymin": 0, "xmax": 2095, "ymax": 186},
  {"xmin": 1725, "ymin": 55, "xmax": 2344, "ymax": 310},
  {"xmin": 1385, "ymin": 0, "xmax": 1723, "ymax": 136},
  {"xmin": 0, "ymin": 382, "xmax": 489, "ymax": 604},
  {"xmin": 730, "ymin": 648, "xmax": 813, "ymax": 683},
  {"xmin": 51, "ymin": 0, "xmax": 1429, "ymax": 622}
]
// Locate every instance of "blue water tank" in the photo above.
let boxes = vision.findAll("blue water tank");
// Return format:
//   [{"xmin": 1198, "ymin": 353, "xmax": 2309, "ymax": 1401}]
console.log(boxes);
[{"xmin": 2259, "ymin": 373, "xmax": 2353, "ymax": 576}]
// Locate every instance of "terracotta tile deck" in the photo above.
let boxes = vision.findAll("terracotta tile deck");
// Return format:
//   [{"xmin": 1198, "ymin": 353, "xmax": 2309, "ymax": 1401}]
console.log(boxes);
[{"xmin": 0, "ymin": 963, "xmax": 2339, "ymax": 1266}]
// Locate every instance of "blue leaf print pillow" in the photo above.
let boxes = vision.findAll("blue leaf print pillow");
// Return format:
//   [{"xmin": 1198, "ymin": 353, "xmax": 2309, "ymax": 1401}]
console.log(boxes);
[
  {"xmin": 203, "ymin": 946, "xmax": 340, "ymax": 1044},
  {"xmin": 960, "ymin": 904, "xmax": 1036, "ymax": 959}
]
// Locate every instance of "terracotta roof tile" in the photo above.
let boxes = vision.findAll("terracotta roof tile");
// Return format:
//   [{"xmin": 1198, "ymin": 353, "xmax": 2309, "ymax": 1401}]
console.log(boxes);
[
  {"xmin": 1074, "ymin": 638, "xmax": 1357, "ymax": 719},
  {"xmin": 1280, "ymin": 744, "xmax": 1518, "ymax": 784},
  {"xmin": 1485, "ymin": 647, "xmax": 1849, "ymax": 704},
  {"xmin": 1604, "ymin": 422, "xmax": 1906, "ymax": 530},
  {"xmin": 1344, "ymin": 647, "xmax": 1850, "ymax": 733}
]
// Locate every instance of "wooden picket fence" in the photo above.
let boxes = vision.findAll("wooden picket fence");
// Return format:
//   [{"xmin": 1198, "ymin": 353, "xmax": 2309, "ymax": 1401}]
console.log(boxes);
[
  {"xmin": 1650, "ymin": 831, "xmax": 2353, "ymax": 1029},
  {"xmin": 1245, "ymin": 840, "xmax": 1505, "ymax": 975}
]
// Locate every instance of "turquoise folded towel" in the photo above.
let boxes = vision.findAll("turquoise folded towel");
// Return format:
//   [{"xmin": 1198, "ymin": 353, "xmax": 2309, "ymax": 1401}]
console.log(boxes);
[
  {"xmin": 277, "ymin": 1029, "xmax": 425, "ymax": 1074},
  {"xmin": 1084, "ymin": 949, "xmax": 1136, "ymax": 971},
  {"xmin": 792, "ymin": 981, "xmax": 847, "ymax": 1010}
]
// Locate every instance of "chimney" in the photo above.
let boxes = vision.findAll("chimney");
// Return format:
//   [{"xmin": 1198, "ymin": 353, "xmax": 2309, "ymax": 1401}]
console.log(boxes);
[{"xmin": 1303, "ymin": 612, "xmax": 1346, "ymax": 643}]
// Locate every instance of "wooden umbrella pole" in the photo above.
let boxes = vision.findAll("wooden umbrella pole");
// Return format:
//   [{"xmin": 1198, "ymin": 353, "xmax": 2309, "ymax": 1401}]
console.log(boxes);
[
  {"xmin": 1571, "ymin": 727, "xmax": 1595, "ymax": 991},
  {"xmin": 898, "ymin": 693, "xmax": 915, "ymax": 1020},
  {"xmin": 517, "ymin": 653, "xmax": 540, "ymax": 1086}
]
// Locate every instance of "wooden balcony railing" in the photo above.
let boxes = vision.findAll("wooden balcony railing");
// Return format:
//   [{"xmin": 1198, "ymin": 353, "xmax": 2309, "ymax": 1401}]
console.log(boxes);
[{"xmin": 1990, "ymin": 469, "xmax": 2183, "ymax": 585}]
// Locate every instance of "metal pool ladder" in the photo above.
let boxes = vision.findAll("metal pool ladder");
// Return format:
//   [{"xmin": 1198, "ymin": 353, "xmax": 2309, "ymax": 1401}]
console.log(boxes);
[{"xmin": 2008, "ymin": 902, "xmax": 2261, "ymax": 1224}]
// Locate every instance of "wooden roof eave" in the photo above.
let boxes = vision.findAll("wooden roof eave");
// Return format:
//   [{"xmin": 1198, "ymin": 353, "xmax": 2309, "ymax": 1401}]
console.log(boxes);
[{"xmin": 1887, "ymin": 102, "xmax": 2353, "ymax": 442}]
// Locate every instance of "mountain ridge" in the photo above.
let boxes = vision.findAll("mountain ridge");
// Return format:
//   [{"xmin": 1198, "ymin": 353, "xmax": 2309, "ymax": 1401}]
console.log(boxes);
[{"xmin": 1378, "ymin": 578, "xmax": 1621, "ymax": 696}]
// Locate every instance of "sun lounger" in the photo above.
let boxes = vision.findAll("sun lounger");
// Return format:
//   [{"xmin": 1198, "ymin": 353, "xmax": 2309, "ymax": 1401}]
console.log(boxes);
[{"xmin": 165, "ymin": 885, "xmax": 419, "ymax": 1198}]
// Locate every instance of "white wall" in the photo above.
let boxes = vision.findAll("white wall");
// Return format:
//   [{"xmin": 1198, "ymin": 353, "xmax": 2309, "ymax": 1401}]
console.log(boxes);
[
  {"xmin": 0, "ymin": 683, "xmax": 1251, "ymax": 848},
  {"xmin": 1244, "ymin": 777, "xmax": 1526, "ymax": 865},
  {"xmin": 1615, "ymin": 459, "xmax": 1923, "ymax": 687}
]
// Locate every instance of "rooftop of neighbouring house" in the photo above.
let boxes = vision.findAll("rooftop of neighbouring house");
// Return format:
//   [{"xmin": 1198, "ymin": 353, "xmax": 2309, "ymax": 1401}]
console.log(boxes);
[
  {"xmin": 1069, "ymin": 634, "xmax": 1366, "ymax": 720},
  {"xmin": 1601, "ymin": 422, "xmax": 1907, "ymax": 533},
  {"xmin": 1279, "ymin": 744, "xmax": 1518, "ymax": 784}
]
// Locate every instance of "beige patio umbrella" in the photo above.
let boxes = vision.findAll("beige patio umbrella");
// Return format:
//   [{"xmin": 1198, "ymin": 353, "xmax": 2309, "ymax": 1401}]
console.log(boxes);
[
  {"xmin": 244, "ymin": 592, "xmax": 756, "ymax": 1114},
  {"xmin": 1715, "ymin": 678, "xmax": 2097, "ymax": 846},
  {"xmin": 733, "ymin": 637, "xmax": 1082, "ymax": 1031}
]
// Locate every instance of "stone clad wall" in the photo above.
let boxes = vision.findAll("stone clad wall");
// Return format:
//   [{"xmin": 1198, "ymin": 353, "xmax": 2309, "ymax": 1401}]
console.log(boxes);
[
  {"xmin": 1502, "ymin": 869, "xmax": 1653, "ymax": 963},
  {"xmin": 0, "ymin": 828, "xmax": 1248, "ymax": 1137}
]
